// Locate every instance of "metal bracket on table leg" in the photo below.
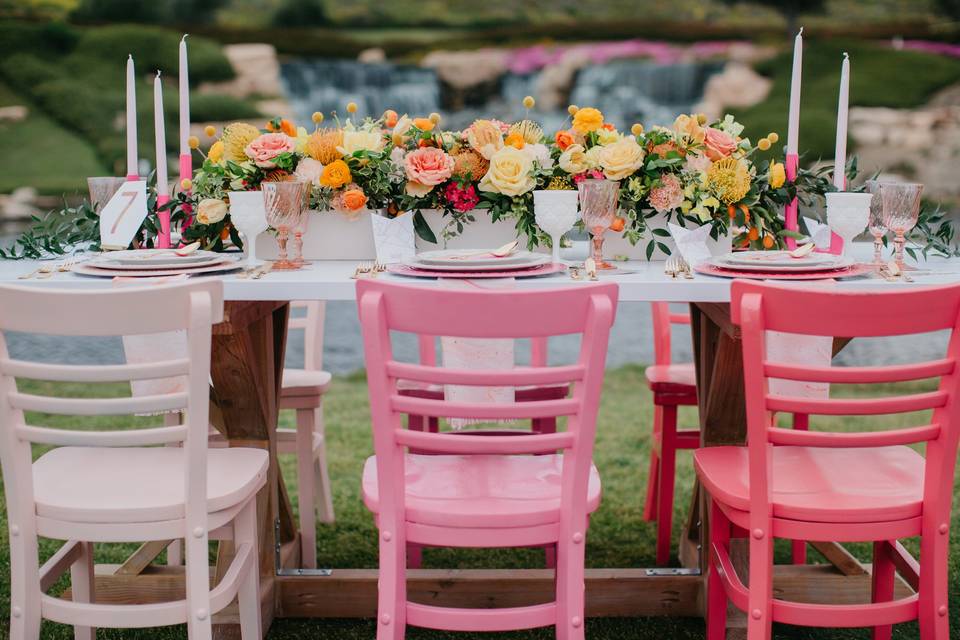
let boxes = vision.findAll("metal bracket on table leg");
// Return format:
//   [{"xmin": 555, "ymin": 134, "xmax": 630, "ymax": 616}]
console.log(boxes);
[
  {"xmin": 274, "ymin": 518, "xmax": 333, "ymax": 577},
  {"xmin": 644, "ymin": 567, "xmax": 701, "ymax": 577}
]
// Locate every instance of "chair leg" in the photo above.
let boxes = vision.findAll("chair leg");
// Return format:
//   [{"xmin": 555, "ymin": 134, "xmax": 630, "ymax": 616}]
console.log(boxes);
[
  {"xmin": 167, "ymin": 540, "xmax": 183, "ymax": 566},
  {"xmin": 236, "ymin": 501, "xmax": 263, "ymax": 640},
  {"xmin": 377, "ymin": 523, "xmax": 407, "ymax": 640},
  {"xmin": 706, "ymin": 499, "xmax": 729, "ymax": 640},
  {"xmin": 746, "ymin": 523, "xmax": 774, "ymax": 640},
  {"xmin": 871, "ymin": 540, "xmax": 896, "ymax": 640},
  {"xmin": 184, "ymin": 526, "xmax": 213, "ymax": 640},
  {"xmin": 313, "ymin": 405, "xmax": 335, "ymax": 524},
  {"xmin": 70, "ymin": 541, "xmax": 95, "ymax": 640},
  {"xmin": 643, "ymin": 404, "xmax": 662, "ymax": 522},
  {"xmin": 918, "ymin": 518, "xmax": 950, "ymax": 640},
  {"xmin": 9, "ymin": 523, "xmax": 42, "ymax": 639},
  {"xmin": 655, "ymin": 404, "xmax": 677, "ymax": 566},
  {"xmin": 295, "ymin": 407, "xmax": 318, "ymax": 569},
  {"xmin": 555, "ymin": 525, "xmax": 587, "ymax": 640}
]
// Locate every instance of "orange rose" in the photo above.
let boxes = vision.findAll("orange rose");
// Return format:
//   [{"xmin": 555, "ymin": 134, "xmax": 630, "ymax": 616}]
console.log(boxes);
[
  {"xmin": 268, "ymin": 118, "xmax": 297, "ymax": 137},
  {"xmin": 555, "ymin": 129, "xmax": 575, "ymax": 151},
  {"xmin": 341, "ymin": 189, "xmax": 367, "ymax": 211},
  {"xmin": 320, "ymin": 159, "xmax": 352, "ymax": 189},
  {"xmin": 413, "ymin": 117, "xmax": 435, "ymax": 132},
  {"xmin": 504, "ymin": 131, "xmax": 525, "ymax": 149}
]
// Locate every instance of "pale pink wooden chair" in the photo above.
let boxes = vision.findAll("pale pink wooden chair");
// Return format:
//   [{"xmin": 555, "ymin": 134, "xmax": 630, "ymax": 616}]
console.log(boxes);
[
  {"xmin": 277, "ymin": 300, "xmax": 334, "ymax": 569},
  {"xmin": 357, "ymin": 279, "xmax": 617, "ymax": 639},
  {"xmin": 643, "ymin": 302, "xmax": 699, "ymax": 565},
  {"xmin": 0, "ymin": 281, "xmax": 266, "ymax": 639},
  {"xmin": 696, "ymin": 280, "xmax": 960, "ymax": 640}
]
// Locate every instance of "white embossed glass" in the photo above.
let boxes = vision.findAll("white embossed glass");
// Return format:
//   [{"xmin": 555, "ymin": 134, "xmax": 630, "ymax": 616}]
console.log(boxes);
[
  {"xmin": 228, "ymin": 190, "xmax": 269, "ymax": 268},
  {"xmin": 534, "ymin": 189, "xmax": 579, "ymax": 264},
  {"xmin": 825, "ymin": 192, "xmax": 871, "ymax": 259}
]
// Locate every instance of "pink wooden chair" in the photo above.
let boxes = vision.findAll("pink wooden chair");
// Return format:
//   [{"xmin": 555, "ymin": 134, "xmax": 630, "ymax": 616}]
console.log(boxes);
[
  {"xmin": 277, "ymin": 300, "xmax": 334, "ymax": 569},
  {"xmin": 0, "ymin": 281, "xmax": 266, "ymax": 639},
  {"xmin": 696, "ymin": 280, "xmax": 960, "ymax": 640},
  {"xmin": 643, "ymin": 302, "xmax": 699, "ymax": 565},
  {"xmin": 357, "ymin": 279, "xmax": 617, "ymax": 639}
]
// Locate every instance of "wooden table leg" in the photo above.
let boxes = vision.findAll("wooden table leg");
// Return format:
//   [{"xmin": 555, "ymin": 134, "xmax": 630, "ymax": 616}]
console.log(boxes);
[{"xmin": 209, "ymin": 301, "xmax": 297, "ymax": 638}]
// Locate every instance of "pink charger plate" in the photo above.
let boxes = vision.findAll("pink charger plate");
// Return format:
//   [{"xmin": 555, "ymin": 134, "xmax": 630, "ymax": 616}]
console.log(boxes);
[
  {"xmin": 387, "ymin": 262, "xmax": 567, "ymax": 279},
  {"xmin": 694, "ymin": 262, "xmax": 875, "ymax": 280}
]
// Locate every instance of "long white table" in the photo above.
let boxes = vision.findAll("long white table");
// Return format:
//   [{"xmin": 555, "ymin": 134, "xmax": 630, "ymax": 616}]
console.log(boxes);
[{"xmin": 2, "ymin": 246, "xmax": 953, "ymax": 637}]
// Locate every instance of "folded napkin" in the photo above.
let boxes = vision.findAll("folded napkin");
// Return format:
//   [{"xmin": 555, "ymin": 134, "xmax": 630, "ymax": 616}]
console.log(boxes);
[
  {"xmin": 668, "ymin": 222, "xmax": 714, "ymax": 265},
  {"xmin": 371, "ymin": 211, "xmax": 416, "ymax": 264},
  {"xmin": 803, "ymin": 216, "xmax": 834, "ymax": 250},
  {"xmin": 439, "ymin": 278, "xmax": 516, "ymax": 429}
]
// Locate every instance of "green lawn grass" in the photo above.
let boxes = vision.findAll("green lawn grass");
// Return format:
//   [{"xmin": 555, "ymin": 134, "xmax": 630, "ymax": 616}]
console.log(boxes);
[{"xmin": 0, "ymin": 366, "xmax": 958, "ymax": 638}]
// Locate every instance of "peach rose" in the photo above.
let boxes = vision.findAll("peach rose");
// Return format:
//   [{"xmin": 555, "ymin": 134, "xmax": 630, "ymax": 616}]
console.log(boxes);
[
  {"xmin": 555, "ymin": 129, "xmax": 575, "ymax": 151},
  {"xmin": 341, "ymin": 188, "xmax": 367, "ymax": 211},
  {"xmin": 703, "ymin": 127, "xmax": 737, "ymax": 161},
  {"xmin": 465, "ymin": 119, "xmax": 504, "ymax": 159},
  {"xmin": 244, "ymin": 133, "xmax": 295, "ymax": 168},
  {"xmin": 404, "ymin": 146, "xmax": 454, "ymax": 196}
]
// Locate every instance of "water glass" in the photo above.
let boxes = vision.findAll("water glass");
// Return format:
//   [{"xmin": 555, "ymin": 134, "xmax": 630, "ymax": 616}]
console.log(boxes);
[
  {"xmin": 865, "ymin": 180, "xmax": 887, "ymax": 268},
  {"xmin": 263, "ymin": 181, "xmax": 308, "ymax": 270},
  {"xmin": 228, "ymin": 191, "xmax": 269, "ymax": 268},
  {"xmin": 578, "ymin": 179, "xmax": 619, "ymax": 269},
  {"xmin": 825, "ymin": 192, "xmax": 872, "ymax": 259},
  {"xmin": 879, "ymin": 182, "xmax": 923, "ymax": 271},
  {"xmin": 534, "ymin": 189, "xmax": 580, "ymax": 264}
]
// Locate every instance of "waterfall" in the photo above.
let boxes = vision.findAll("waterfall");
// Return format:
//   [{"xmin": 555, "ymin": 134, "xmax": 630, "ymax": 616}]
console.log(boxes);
[{"xmin": 280, "ymin": 56, "xmax": 721, "ymax": 133}]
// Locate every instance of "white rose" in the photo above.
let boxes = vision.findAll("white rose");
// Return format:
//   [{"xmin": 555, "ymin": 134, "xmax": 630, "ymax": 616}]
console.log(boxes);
[
  {"xmin": 478, "ymin": 146, "xmax": 535, "ymax": 197},
  {"xmin": 293, "ymin": 157, "xmax": 324, "ymax": 186},
  {"xmin": 523, "ymin": 142, "xmax": 554, "ymax": 171},
  {"xmin": 198, "ymin": 198, "xmax": 228, "ymax": 225},
  {"xmin": 584, "ymin": 145, "xmax": 604, "ymax": 170},
  {"xmin": 598, "ymin": 136, "xmax": 645, "ymax": 180},
  {"xmin": 558, "ymin": 144, "xmax": 589, "ymax": 174},
  {"xmin": 337, "ymin": 127, "xmax": 385, "ymax": 156}
]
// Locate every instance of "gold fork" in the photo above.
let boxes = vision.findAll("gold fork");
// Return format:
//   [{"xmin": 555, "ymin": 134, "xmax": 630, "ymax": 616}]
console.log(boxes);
[
  {"xmin": 664, "ymin": 257, "xmax": 678, "ymax": 279},
  {"xmin": 19, "ymin": 264, "xmax": 55, "ymax": 280}
]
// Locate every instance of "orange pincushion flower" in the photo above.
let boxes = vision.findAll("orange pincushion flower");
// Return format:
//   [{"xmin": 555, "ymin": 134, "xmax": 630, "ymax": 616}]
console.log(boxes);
[
  {"xmin": 306, "ymin": 128, "xmax": 344, "ymax": 165},
  {"xmin": 413, "ymin": 117, "xmax": 435, "ymax": 132},
  {"xmin": 320, "ymin": 159, "xmax": 352, "ymax": 189},
  {"xmin": 452, "ymin": 149, "xmax": 488, "ymax": 179},
  {"xmin": 341, "ymin": 188, "xmax": 367, "ymax": 211},
  {"xmin": 504, "ymin": 131, "xmax": 525, "ymax": 149},
  {"xmin": 555, "ymin": 129, "xmax": 575, "ymax": 151}
]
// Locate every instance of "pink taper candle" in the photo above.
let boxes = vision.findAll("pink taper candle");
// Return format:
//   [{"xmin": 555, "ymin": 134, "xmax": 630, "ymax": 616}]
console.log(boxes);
[
  {"xmin": 784, "ymin": 28, "xmax": 802, "ymax": 250},
  {"xmin": 154, "ymin": 71, "xmax": 171, "ymax": 249},
  {"xmin": 178, "ymin": 35, "xmax": 194, "ymax": 233},
  {"xmin": 125, "ymin": 55, "xmax": 138, "ymax": 181}
]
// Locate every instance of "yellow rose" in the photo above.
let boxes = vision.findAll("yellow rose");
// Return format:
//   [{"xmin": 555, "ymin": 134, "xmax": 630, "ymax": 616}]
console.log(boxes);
[
  {"xmin": 768, "ymin": 161, "xmax": 786, "ymax": 189},
  {"xmin": 337, "ymin": 125, "xmax": 385, "ymax": 156},
  {"xmin": 197, "ymin": 198, "xmax": 228, "ymax": 225},
  {"xmin": 597, "ymin": 127, "xmax": 622, "ymax": 145},
  {"xmin": 584, "ymin": 145, "xmax": 604, "ymax": 169},
  {"xmin": 466, "ymin": 119, "xmax": 504, "ymax": 160},
  {"xmin": 558, "ymin": 144, "xmax": 589, "ymax": 174},
  {"xmin": 673, "ymin": 114, "xmax": 705, "ymax": 144},
  {"xmin": 572, "ymin": 107, "xmax": 604, "ymax": 134},
  {"xmin": 598, "ymin": 136, "xmax": 646, "ymax": 180},
  {"xmin": 478, "ymin": 146, "xmax": 535, "ymax": 197},
  {"xmin": 208, "ymin": 140, "xmax": 224, "ymax": 164}
]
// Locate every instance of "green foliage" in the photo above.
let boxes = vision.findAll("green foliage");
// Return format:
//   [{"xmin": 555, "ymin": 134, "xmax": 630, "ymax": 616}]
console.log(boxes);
[
  {"xmin": 70, "ymin": 0, "xmax": 226, "ymax": 24},
  {"xmin": 272, "ymin": 0, "xmax": 329, "ymax": 27},
  {"xmin": 0, "ymin": 200, "xmax": 100, "ymax": 258},
  {"xmin": 190, "ymin": 92, "xmax": 262, "ymax": 122}
]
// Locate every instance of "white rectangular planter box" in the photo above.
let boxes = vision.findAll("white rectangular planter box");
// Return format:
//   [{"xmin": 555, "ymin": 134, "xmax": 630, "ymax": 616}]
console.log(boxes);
[
  {"xmin": 604, "ymin": 215, "xmax": 732, "ymax": 261},
  {"xmin": 255, "ymin": 209, "xmax": 378, "ymax": 261},
  {"xmin": 414, "ymin": 209, "xmax": 535, "ymax": 253}
]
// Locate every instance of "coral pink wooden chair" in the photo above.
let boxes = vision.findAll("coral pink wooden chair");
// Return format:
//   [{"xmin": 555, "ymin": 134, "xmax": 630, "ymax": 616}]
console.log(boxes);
[
  {"xmin": 696, "ymin": 280, "xmax": 960, "ymax": 640},
  {"xmin": 643, "ymin": 302, "xmax": 699, "ymax": 565},
  {"xmin": 357, "ymin": 280, "xmax": 617, "ymax": 639},
  {"xmin": 0, "ymin": 281, "xmax": 266, "ymax": 639},
  {"xmin": 277, "ymin": 300, "xmax": 334, "ymax": 569}
]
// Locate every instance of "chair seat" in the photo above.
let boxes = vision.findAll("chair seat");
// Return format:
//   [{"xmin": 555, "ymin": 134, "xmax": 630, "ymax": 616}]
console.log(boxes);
[
  {"xmin": 694, "ymin": 445, "xmax": 925, "ymax": 523},
  {"xmin": 362, "ymin": 453, "xmax": 601, "ymax": 528},
  {"xmin": 281, "ymin": 368, "xmax": 332, "ymax": 398},
  {"xmin": 33, "ymin": 447, "xmax": 269, "ymax": 524},
  {"xmin": 645, "ymin": 363, "xmax": 697, "ymax": 395}
]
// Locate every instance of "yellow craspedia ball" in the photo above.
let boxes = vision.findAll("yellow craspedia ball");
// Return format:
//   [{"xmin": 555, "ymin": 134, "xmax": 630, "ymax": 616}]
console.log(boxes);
[
  {"xmin": 312, "ymin": 111, "xmax": 324, "ymax": 124},
  {"xmin": 180, "ymin": 178, "xmax": 192, "ymax": 191},
  {"xmin": 522, "ymin": 95, "xmax": 535, "ymax": 109},
  {"xmin": 697, "ymin": 113, "xmax": 707, "ymax": 125},
  {"xmin": 567, "ymin": 104, "xmax": 579, "ymax": 116},
  {"xmin": 630, "ymin": 123, "xmax": 644, "ymax": 136},
  {"xmin": 768, "ymin": 132, "xmax": 779, "ymax": 143},
  {"xmin": 757, "ymin": 137, "xmax": 772, "ymax": 151},
  {"xmin": 346, "ymin": 102, "xmax": 358, "ymax": 114},
  {"xmin": 429, "ymin": 112, "xmax": 441, "ymax": 124},
  {"xmin": 203, "ymin": 125, "xmax": 216, "ymax": 137},
  {"xmin": 188, "ymin": 135, "xmax": 200, "ymax": 150}
]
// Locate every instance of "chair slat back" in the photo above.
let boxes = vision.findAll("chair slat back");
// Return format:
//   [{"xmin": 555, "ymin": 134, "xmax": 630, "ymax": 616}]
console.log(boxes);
[
  {"xmin": 732, "ymin": 280, "xmax": 960, "ymax": 522},
  {"xmin": 288, "ymin": 301, "xmax": 325, "ymax": 370},
  {"xmin": 357, "ymin": 280, "xmax": 616, "ymax": 528},
  {"xmin": 0, "ymin": 280, "xmax": 222, "ymax": 530},
  {"xmin": 650, "ymin": 302, "xmax": 690, "ymax": 366}
]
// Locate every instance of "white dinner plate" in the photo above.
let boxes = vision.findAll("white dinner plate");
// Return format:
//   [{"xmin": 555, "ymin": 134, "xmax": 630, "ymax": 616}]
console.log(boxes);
[
  {"xmin": 405, "ymin": 253, "xmax": 551, "ymax": 272},
  {"xmin": 720, "ymin": 250, "xmax": 844, "ymax": 269},
  {"xmin": 415, "ymin": 249, "xmax": 542, "ymax": 268},
  {"xmin": 73, "ymin": 259, "xmax": 242, "ymax": 278},
  {"xmin": 94, "ymin": 249, "xmax": 223, "ymax": 269},
  {"xmin": 710, "ymin": 255, "xmax": 855, "ymax": 273}
]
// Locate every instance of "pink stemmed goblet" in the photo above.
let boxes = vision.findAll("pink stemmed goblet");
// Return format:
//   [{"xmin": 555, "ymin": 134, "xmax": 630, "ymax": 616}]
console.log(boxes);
[
  {"xmin": 578, "ymin": 179, "xmax": 620, "ymax": 270},
  {"xmin": 879, "ymin": 182, "xmax": 923, "ymax": 272},
  {"xmin": 263, "ymin": 181, "xmax": 308, "ymax": 270},
  {"xmin": 865, "ymin": 180, "xmax": 887, "ymax": 269}
]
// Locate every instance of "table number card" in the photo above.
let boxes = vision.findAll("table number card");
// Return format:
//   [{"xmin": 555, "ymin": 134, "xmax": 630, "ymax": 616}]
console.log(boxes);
[
  {"xmin": 100, "ymin": 180, "xmax": 149, "ymax": 250},
  {"xmin": 371, "ymin": 211, "xmax": 416, "ymax": 264}
]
